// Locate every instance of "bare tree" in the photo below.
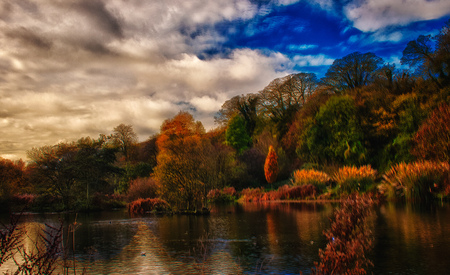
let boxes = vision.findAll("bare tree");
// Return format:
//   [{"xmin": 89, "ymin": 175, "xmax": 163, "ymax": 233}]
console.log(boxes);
[{"xmin": 112, "ymin": 124, "xmax": 138, "ymax": 161}]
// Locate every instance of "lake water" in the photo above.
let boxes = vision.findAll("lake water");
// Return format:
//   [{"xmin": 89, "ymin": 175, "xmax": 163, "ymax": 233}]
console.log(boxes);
[{"xmin": 2, "ymin": 202, "xmax": 450, "ymax": 274}]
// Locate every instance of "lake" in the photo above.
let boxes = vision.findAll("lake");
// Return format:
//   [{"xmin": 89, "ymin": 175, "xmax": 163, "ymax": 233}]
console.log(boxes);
[{"xmin": 2, "ymin": 201, "xmax": 450, "ymax": 274}]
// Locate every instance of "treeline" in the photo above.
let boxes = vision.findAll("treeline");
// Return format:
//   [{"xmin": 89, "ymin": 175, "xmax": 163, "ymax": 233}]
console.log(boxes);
[{"xmin": 1, "ymin": 22, "xmax": 450, "ymax": 212}]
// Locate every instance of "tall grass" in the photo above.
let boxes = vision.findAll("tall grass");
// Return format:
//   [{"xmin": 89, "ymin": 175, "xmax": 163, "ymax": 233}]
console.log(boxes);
[
  {"xmin": 292, "ymin": 169, "xmax": 330, "ymax": 191},
  {"xmin": 333, "ymin": 165, "xmax": 377, "ymax": 194},
  {"xmin": 380, "ymin": 161, "xmax": 450, "ymax": 201}
]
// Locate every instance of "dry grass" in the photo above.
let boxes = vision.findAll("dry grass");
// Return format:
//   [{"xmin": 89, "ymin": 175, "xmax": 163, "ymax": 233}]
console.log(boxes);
[
  {"xmin": 380, "ymin": 161, "xmax": 450, "ymax": 201},
  {"xmin": 333, "ymin": 165, "xmax": 377, "ymax": 194},
  {"xmin": 292, "ymin": 169, "xmax": 330, "ymax": 190}
]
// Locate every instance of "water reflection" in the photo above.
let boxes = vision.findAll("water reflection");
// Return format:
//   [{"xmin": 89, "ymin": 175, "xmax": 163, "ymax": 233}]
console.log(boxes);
[{"xmin": 2, "ymin": 202, "xmax": 450, "ymax": 274}]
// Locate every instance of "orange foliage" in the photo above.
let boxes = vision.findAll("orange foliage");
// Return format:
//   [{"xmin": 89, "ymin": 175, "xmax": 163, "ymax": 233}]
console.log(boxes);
[
  {"xmin": 128, "ymin": 198, "xmax": 170, "ymax": 214},
  {"xmin": 412, "ymin": 103, "xmax": 450, "ymax": 162},
  {"xmin": 264, "ymin": 145, "xmax": 278, "ymax": 184},
  {"xmin": 240, "ymin": 185, "xmax": 318, "ymax": 202}
]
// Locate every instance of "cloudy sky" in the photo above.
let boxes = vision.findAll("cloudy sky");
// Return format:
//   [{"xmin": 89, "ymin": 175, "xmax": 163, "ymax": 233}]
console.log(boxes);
[{"xmin": 1, "ymin": 0, "xmax": 450, "ymax": 160}]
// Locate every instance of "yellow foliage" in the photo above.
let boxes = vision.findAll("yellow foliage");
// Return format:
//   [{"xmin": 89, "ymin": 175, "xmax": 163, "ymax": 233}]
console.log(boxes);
[
  {"xmin": 333, "ymin": 165, "xmax": 377, "ymax": 185},
  {"xmin": 291, "ymin": 169, "xmax": 330, "ymax": 186}
]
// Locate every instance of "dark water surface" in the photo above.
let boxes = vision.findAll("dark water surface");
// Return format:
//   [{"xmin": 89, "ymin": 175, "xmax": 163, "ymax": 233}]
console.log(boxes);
[{"xmin": 2, "ymin": 202, "xmax": 450, "ymax": 274}]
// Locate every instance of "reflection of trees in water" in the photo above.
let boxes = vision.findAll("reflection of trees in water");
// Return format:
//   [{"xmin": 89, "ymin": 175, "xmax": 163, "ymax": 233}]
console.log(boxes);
[
  {"xmin": 83, "ymin": 221, "xmax": 243, "ymax": 274},
  {"xmin": 373, "ymin": 203, "xmax": 450, "ymax": 274}
]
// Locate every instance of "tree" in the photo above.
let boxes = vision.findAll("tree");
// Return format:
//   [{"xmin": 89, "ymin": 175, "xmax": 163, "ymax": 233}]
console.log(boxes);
[
  {"xmin": 27, "ymin": 143, "xmax": 79, "ymax": 210},
  {"xmin": 412, "ymin": 103, "xmax": 450, "ymax": 162},
  {"xmin": 0, "ymin": 159, "xmax": 26, "ymax": 204},
  {"xmin": 225, "ymin": 114, "xmax": 252, "ymax": 154},
  {"xmin": 323, "ymin": 52, "xmax": 384, "ymax": 93},
  {"xmin": 300, "ymin": 95, "xmax": 366, "ymax": 165},
  {"xmin": 264, "ymin": 145, "xmax": 278, "ymax": 185},
  {"xmin": 111, "ymin": 124, "xmax": 138, "ymax": 161},
  {"xmin": 155, "ymin": 112, "xmax": 219, "ymax": 211},
  {"xmin": 259, "ymin": 73, "xmax": 318, "ymax": 138},
  {"xmin": 27, "ymin": 138, "xmax": 120, "ymax": 210},
  {"xmin": 215, "ymin": 93, "xmax": 260, "ymax": 138}
]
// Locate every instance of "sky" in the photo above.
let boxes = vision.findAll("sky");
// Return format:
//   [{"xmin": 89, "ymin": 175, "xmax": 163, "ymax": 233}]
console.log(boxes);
[{"xmin": 1, "ymin": 0, "xmax": 450, "ymax": 160}]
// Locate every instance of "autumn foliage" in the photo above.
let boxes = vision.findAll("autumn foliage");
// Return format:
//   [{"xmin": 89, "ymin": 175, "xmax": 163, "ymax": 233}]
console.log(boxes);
[
  {"xmin": 264, "ymin": 145, "xmax": 278, "ymax": 185},
  {"xmin": 128, "ymin": 198, "xmax": 170, "ymax": 214},
  {"xmin": 412, "ymin": 103, "xmax": 450, "ymax": 162},
  {"xmin": 312, "ymin": 194, "xmax": 376, "ymax": 275}
]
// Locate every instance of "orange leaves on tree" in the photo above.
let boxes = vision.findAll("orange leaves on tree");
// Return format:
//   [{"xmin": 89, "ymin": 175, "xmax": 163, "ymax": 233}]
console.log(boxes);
[
  {"xmin": 412, "ymin": 103, "xmax": 450, "ymax": 162},
  {"xmin": 264, "ymin": 145, "xmax": 278, "ymax": 184}
]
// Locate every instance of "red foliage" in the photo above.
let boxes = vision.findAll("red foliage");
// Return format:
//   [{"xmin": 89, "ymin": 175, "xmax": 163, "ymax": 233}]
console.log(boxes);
[
  {"xmin": 207, "ymin": 187, "xmax": 237, "ymax": 202},
  {"xmin": 240, "ymin": 185, "xmax": 318, "ymax": 202},
  {"xmin": 312, "ymin": 194, "xmax": 376, "ymax": 275},
  {"xmin": 264, "ymin": 145, "xmax": 278, "ymax": 184},
  {"xmin": 128, "ymin": 198, "xmax": 170, "ymax": 214},
  {"xmin": 412, "ymin": 103, "xmax": 450, "ymax": 162},
  {"xmin": 126, "ymin": 177, "xmax": 159, "ymax": 202}
]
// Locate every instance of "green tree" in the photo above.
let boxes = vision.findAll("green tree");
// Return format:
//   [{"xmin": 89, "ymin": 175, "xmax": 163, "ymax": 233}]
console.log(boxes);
[
  {"xmin": 301, "ymin": 95, "xmax": 366, "ymax": 165},
  {"xmin": 226, "ymin": 114, "xmax": 252, "ymax": 154},
  {"xmin": 27, "ymin": 143, "xmax": 79, "ymax": 210}
]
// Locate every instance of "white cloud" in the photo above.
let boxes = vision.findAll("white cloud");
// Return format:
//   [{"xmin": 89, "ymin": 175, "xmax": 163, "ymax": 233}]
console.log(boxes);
[
  {"xmin": 288, "ymin": 44, "xmax": 319, "ymax": 51},
  {"xmin": 293, "ymin": 54, "xmax": 334, "ymax": 67},
  {"xmin": 344, "ymin": 0, "xmax": 450, "ymax": 32},
  {"xmin": 0, "ymin": 0, "xmax": 296, "ymax": 160}
]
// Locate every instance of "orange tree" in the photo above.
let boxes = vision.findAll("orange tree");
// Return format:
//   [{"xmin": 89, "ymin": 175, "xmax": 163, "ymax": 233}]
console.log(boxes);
[
  {"xmin": 154, "ymin": 112, "xmax": 227, "ymax": 211},
  {"xmin": 264, "ymin": 145, "xmax": 278, "ymax": 185},
  {"xmin": 412, "ymin": 103, "xmax": 450, "ymax": 162}
]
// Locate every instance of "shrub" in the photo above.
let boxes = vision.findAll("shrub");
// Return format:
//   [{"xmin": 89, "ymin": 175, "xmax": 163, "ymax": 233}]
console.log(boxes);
[
  {"xmin": 292, "ymin": 169, "xmax": 330, "ymax": 190},
  {"xmin": 312, "ymin": 194, "xmax": 376, "ymax": 275},
  {"xmin": 412, "ymin": 103, "xmax": 450, "ymax": 162},
  {"xmin": 126, "ymin": 177, "xmax": 159, "ymax": 202},
  {"xmin": 128, "ymin": 198, "xmax": 170, "ymax": 214},
  {"xmin": 239, "ymin": 187, "xmax": 264, "ymax": 202},
  {"xmin": 333, "ymin": 165, "xmax": 377, "ymax": 194},
  {"xmin": 207, "ymin": 187, "xmax": 237, "ymax": 203},
  {"xmin": 380, "ymin": 161, "xmax": 450, "ymax": 201}
]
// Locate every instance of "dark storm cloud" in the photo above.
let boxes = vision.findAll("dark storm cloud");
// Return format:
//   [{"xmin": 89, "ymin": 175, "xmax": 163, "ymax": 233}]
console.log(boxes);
[
  {"xmin": 72, "ymin": 0, "xmax": 124, "ymax": 39},
  {"xmin": 5, "ymin": 27, "xmax": 53, "ymax": 50}
]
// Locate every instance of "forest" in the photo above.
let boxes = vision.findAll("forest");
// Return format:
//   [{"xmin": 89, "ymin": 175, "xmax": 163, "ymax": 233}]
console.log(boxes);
[{"xmin": 1, "ymin": 21, "xmax": 449, "ymax": 213}]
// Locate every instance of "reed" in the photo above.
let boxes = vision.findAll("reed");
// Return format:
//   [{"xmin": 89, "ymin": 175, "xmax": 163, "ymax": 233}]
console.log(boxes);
[
  {"xmin": 292, "ymin": 169, "xmax": 330, "ymax": 191},
  {"xmin": 381, "ymin": 161, "xmax": 450, "ymax": 201},
  {"xmin": 333, "ymin": 165, "xmax": 377, "ymax": 194}
]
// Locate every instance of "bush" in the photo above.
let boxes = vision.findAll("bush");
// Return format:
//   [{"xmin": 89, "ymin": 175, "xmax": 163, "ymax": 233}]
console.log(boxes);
[
  {"xmin": 292, "ymin": 169, "xmax": 330, "ymax": 190},
  {"xmin": 207, "ymin": 187, "xmax": 237, "ymax": 203},
  {"xmin": 333, "ymin": 165, "xmax": 377, "ymax": 194},
  {"xmin": 380, "ymin": 161, "xmax": 450, "ymax": 201},
  {"xmin": 313, "ymin": 194, "xmax": 376, "ymax": 275},
  {"xmin": 128, "ymin": 198, "xmax": 170, "ymax": 214},
  {"xmin": 126, "ymin": 177, "xmax": 159, "ymax": 202},
  {"xmin": 239, "ymin": 187, "xmax": 264, "ymax": 202}
]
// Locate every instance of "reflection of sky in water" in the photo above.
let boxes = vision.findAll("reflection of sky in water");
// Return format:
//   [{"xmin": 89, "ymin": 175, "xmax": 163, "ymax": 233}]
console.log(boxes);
[{"xmin": 2, "ymin": 202, "xmax": 450, "ymax": 274}]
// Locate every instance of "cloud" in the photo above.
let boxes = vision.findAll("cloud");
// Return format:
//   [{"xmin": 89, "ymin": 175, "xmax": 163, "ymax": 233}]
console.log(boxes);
[
  {"xmin": 288, "ymin": 44, "xmax": 319, "ymax": 51},
  {"xmin": 293, "ymin": 54, "xmax": 334, "ymax": 66},
  {"xmin": 344, "ymin": 0, "xmax": 450, "ymax": 32},
  {"xmin": 0, "ymin": 0, "xmax": 297, "ymax": 160}
]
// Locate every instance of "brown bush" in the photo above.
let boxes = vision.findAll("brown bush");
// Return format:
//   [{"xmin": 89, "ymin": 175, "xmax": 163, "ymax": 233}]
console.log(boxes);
[
  {"xmin": 126, "ymin": 177, "xmax": 159, "ymax": 202},
  {"xmin": 128, "ymin": 198, "xmax": 170, "ymax": 214}
]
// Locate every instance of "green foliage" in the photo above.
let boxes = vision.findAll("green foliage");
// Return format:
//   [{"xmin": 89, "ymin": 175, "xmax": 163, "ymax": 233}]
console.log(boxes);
[
  {"xmin": 301, "ymin": 95, "xmax": 367, "ymax": 166},
  {"xmin": 226, "ymin": 114, "xmax": 252, "ymax": 154}
]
